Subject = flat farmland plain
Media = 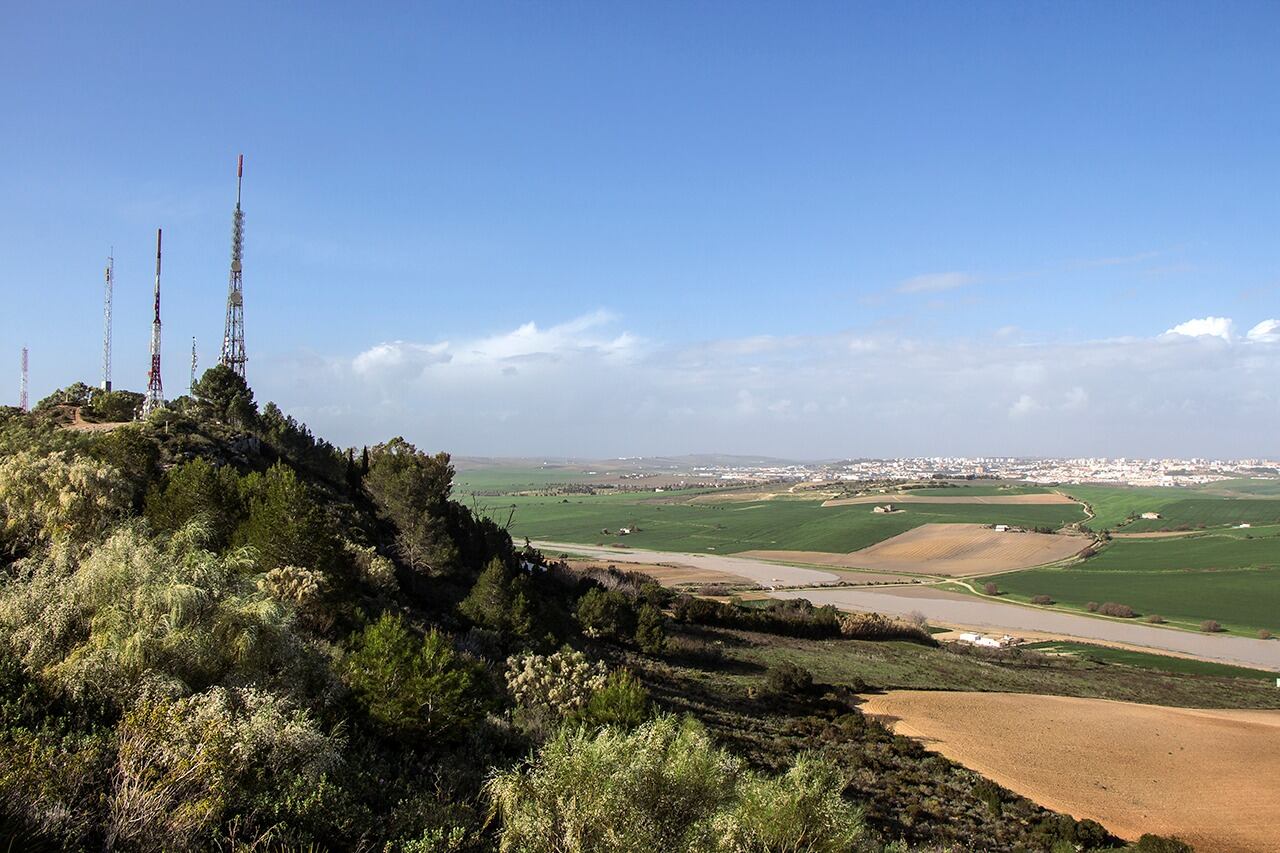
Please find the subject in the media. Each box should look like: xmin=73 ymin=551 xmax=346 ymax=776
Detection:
xmin=500 ymin=492 xmax=1087 ymax=555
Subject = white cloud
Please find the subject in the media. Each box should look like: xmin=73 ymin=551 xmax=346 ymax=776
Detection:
xmin=1246 ymin=319 xmax=1280 ymax=342
xmin=1164 ymin=316 xmax=1234 ymax=341
xmin=1062 ymin=387 xmax=1089 ymax=411
xmin=256 ymin=309 xmax=1280 ymax=459
xmin=1008 ymin=394 xmax=1043 ymax=418
xmin=896 ymin=271 xmax=978 ymax=294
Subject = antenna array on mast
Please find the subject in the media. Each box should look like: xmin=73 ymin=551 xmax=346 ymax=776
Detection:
xmin=143 ymin=229 xmax=164 ymax=417
xmin=190 ymin=337 xmax=198 ymax=393
xmin=220 ymin=153 xmax=247 ymax=378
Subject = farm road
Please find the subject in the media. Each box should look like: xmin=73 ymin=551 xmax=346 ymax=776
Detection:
xmin=534 ymin=541 xmax=1280 ymax=670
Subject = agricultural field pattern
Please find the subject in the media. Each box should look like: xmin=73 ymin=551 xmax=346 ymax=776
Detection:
xmin=468 ymin=471 xmax=1280 ymax=643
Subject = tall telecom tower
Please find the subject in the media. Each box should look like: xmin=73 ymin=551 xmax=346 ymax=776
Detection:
xmin=102 ymin=251 xmax=114 ymax=392
xmin=220 ymin=154 xmax=247 ymax=379
xmin=19 ymin=347 xmax=28 ymax=412
xmin=190 ymin=337 xmax=198 ymax=393
xmin=142 ymin=228 xmax=164 ymax=417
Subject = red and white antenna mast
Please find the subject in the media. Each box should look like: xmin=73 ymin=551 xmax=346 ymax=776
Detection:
xmin=19 ymin=347 xmax=28 ymax=412
xmin=142 ymin=228 xmax=164 ymax=416
xmin=220 ymin=154 xmax=247 ymax=379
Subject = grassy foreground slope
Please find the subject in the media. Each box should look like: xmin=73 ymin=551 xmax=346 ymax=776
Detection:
xmin=501 ymin=492 xmax=1085 ymax=554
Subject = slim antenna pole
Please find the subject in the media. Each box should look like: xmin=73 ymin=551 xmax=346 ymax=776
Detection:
xmin=190 ymin=337 xmax=198 ymax=393
xmin=102 ymin=251 xmax=113 ymax=392
xmin=19 ymin=347 xmax=28 ymax=412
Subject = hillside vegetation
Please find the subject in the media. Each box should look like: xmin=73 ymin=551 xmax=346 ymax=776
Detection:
xmin=0 ymin=371 xmax=1197 ymax=851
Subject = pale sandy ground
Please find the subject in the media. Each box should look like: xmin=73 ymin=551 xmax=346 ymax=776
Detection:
xmin=742 ymin=524 xmax=1089 ymax=576
xmin=859 ymin=691 xmax=1280 ymax=853
xmin=564 ymin=558 xmax=755 ymax=587
xmin=535 ymin=541 xmax=842 ymax=587
xmin=771 ymin=585 xmax=1280 ymax=670
xmin=821 ymin=493 xmax=1078 ymax=507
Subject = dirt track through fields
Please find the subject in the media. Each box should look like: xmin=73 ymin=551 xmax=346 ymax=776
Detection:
xmin=534 ymin=543 xmax=1280 ymax=669
xmin=859 ymin=691 xmax=1280 ymax=853
xmin=742 ymin=524 xmax=1089 ymax=576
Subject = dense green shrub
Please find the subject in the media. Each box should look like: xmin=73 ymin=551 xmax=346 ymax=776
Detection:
xmin=236 ymin=462 xmax=340 ymax=573
xmin=364 ymin=437 xmax=459 ymax=573
xmin=671 ymin=595 xmax=842 ymax=639
xmin=634 ymin=603 xmax=668 ymax=654
xmin=486 ymin=714 xmax=863 ymax=852
xmin=460 ymin=557 xmax=537 ymax=643
xmin=574 ymin=669 xmax=651 ymax=730
xmin=575 ymin=587 xmax=637 ymax=639
xmin=108 ymin=687 xmax=341 ymax=849
xmin=1133 ymin=834 xmax=1194 ymax=852
xmin=0 ymin=523 xmax=309 ymax=705
xmin=766 ymin=660 xmax=814 ymax=696
xmin=344 ymin=613 xmax=491 ymax=742
xmin=0 ymin=450 xmax=131 ymax=553
xmin=144 ymin=456 xmax=244 ymax=548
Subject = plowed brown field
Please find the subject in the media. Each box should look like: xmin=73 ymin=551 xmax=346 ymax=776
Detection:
xmin=742 ymin=523 xmax=1088 ymax=576
xmin=859 ymin=690 xmax=1280 ymax=853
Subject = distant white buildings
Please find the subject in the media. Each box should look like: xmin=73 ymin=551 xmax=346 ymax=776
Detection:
xmin=956 ymin=632 xmax=1019 ymax=649
xmin=1140 ymin=512 xmax=1161 ymax=520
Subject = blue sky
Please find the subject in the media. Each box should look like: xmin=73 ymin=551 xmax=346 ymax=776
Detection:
xmin=3 ymin=2 xmax=1278 ymax=457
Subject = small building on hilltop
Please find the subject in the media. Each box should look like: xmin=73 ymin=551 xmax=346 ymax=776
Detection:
xmin=1140 ymin=512 xmax=1161 ymax=520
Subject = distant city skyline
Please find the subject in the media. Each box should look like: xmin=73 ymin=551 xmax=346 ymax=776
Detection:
xmin=3 ymin=3 xmax=1277 ymax=457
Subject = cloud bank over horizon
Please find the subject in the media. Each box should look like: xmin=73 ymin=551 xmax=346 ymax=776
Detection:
xmin=260 ymin=311 xmax=1280 ymax=460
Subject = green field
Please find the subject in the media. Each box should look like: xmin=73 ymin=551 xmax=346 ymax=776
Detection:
xmin=495 ymin=492 xmax=1087 ymax=555
xmin=1084 ymin=530 xmax=1280 ymax=571
xmin=1024 ymin=641 xmax=1278 ymax=680
xmin=1064 ymin=483 xmax=1280 ymax=531
xmin=1116 ymin=498 xmax=1280 ymax=532
xmin=981 ymin=530 xmax=1280 ymax=635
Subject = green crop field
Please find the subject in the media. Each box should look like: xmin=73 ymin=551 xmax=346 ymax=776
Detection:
xmin=1064 ymin=483 xmax=1280 ymax=531
xmin=492 ymin=492 xmax=1086 ymax=555
xmin=981 ymin=530 xmax=1280 ymax=635
xmin=1024 ymin=641 xmax=1278 ymax=680
xmin=1060 ymin=484 xmax=1189 ymax=530
xmin=1082 ymin=531 xmax=1280 ymax=571
xmin=1117 ymin=498 xmax=1280 ymax=532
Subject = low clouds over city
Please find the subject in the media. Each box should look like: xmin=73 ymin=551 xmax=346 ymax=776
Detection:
xmin=261 ymin=311 xmax=1280 ymax=459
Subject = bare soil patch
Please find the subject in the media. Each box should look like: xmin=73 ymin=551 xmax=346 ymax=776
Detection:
xmin=744 ymin=524 xmax=1087 ymax=576
xmin=858 ymin=690 xmax=1280 ymax=853
xmin=563 ymin=558 xmax=753 ymax=587
xmin=821 ymin=493 xmax=1077 ymax=507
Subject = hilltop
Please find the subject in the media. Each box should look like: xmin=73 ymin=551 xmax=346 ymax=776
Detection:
xmin=0 ymin=369 xmax=1208 ymax=852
